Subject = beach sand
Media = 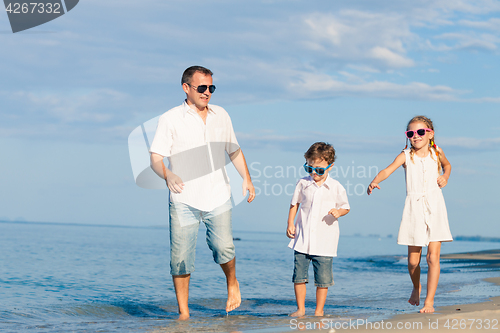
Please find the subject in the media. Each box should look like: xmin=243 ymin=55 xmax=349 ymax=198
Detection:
xmin=292 ymin=250 xmax=500 ymax=333
xmin=327 ymin=294 xmax=500 ymax=332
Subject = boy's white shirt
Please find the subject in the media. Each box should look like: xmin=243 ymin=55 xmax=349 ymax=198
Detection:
xmin=288 ymin=175 xmax=350 ymax=257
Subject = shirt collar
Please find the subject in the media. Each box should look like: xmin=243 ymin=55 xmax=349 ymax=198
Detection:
xmin=182 ymin=100 xmax=215 ymax=115
xmin=304 ymin=174 xmax=332 ymax=189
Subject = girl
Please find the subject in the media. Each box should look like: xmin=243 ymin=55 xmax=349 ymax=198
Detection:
xmin=367 ymin=115 xmax=452 ymax=313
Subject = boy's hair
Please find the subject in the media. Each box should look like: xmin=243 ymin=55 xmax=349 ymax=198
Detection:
xmin=181 ymin=66 xmax=213 ymax=85
xmin=304 ymin=142 xmax=336 ymax=164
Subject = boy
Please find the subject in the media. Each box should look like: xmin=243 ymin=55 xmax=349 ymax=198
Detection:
xmin=286 ymin=142 xmax=350 ymax=317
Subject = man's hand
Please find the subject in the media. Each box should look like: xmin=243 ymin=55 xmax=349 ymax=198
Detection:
xmin=166 ymin=173 xmax=185 ymax=193
xmin=151 ymin=153 xmax=185 ymax=193
xmin=286 ymin=224 xmax=295 ymax=239
xmin=243 ymin=178 xmax=255 ymax=203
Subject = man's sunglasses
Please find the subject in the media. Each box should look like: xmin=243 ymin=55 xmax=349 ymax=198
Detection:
xmin=188 ymin=84 xmax=216 ymax=94
xmin=303 ymin=162 xmax=333 ymax=176
xmin=405 ymin=128 xmax=432 ymax=139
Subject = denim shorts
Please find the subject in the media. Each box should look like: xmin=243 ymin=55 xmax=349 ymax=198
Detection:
xmin=169 ymin=198 xmax=235 ymax=276
xmin=292 ymin=251 xmax=334 ymax=288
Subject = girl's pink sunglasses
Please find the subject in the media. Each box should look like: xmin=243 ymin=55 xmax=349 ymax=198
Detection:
xmin=405 ymin=128 xmax=432 ymax=139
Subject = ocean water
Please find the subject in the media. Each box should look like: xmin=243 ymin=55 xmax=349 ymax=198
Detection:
xmin=1 ymin=221 xmax=500 ymax=333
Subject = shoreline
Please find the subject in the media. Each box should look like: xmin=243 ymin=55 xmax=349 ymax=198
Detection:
xmin=292 ymin=250 xmax=500 ymax=333
xmin=285 ymin=287 xmax=500 ymax=333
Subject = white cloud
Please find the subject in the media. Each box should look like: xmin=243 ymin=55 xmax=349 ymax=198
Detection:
xmin=369 ymin=47 xmax=415 ymax=68
xmin=238 ymin=130 xmax=500 ymax=154
xmin=300 ymin=10 xmax=416 ymax=71
xmin=0 ymin=89 xmax=158 ymax=142
xmin=237 ymin=130 xmax=401 ymax=153
xmin=459 ymin=18 xmax=500 ymax=31
xmin=433 ymin=32 xmax=499 ymax=52
xmin=437 ymin=0 xmax=500 ymax=14
xmin=3 ymin=0 xmax=500 ymax=143
xmin=466 ymin=97 xmax=500 ymax=103
xmin=3 ymin=89 xmax=128 ymax=124
xmin=287 ymin=71 xmax=461 ymax=101
xmin=439 ymin=137 xmax=500 ymax=150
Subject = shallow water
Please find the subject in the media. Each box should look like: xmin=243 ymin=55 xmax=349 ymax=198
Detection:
xmin=1 ymin=222 xmax=499 ymax=332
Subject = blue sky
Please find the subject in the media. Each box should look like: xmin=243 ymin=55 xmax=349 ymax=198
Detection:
xmin=1 ymin=0 xmax=499 ymax=238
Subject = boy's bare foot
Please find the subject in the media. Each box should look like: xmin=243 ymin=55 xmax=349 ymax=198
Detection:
xmin=408 ymin=286 xmax=421 ymax=306
xmin=177 ymin=313 xmax=190 ymax=321
xmin=226 ymin=280 xmax=241 ymax=312
xmin=289 ymin=309 xmax=305 ymax=317
xmin=420 ymin=302 xmax=435 ymax=313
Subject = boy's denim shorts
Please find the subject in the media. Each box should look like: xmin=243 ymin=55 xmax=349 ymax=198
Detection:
xmin=169 ymin=198 xmax=235 ymax=276
xmin=292 ymin=251 xmax=334 ymax=288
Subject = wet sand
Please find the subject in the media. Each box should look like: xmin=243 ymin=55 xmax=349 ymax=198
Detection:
xmin=299 ymin=249 xmax=500 ymax=333
xmin=441 ymin=249 xmax=500 ymax=269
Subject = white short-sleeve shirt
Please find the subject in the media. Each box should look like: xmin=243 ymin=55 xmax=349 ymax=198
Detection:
xmin=149 ymin=102 xmax=240 ymax=211
xmin=288 ymin=175 xmax=350 ymax=257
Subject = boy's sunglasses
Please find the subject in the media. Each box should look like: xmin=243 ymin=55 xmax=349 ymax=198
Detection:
xmin=405 ymin=128 xmax=432 ymax=139
xmin=303 ymin=162 xmax=333 ymax=176
xmin=188 ymin=84 xmax=216 ymax=94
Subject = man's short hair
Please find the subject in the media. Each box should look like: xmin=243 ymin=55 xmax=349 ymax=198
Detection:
xmin=181 ymin=66 xmax=213 ymax=85
xmin=304 ymin=142 xmax=336 ymax=164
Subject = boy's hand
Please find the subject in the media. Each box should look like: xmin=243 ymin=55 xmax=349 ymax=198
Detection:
xmin=367 ymin=182 xmax=380 ymax=195
xmin=329 ymin=208 xmax=341 ymax=219
xmin=437 ymin=175 xmax=448 ymax=188
xmin=286 ymin=225 xmax=295 ymax=239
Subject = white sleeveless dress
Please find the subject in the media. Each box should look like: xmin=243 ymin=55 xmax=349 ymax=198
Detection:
xmin=397 ymin=149 xmax=453 ymax=246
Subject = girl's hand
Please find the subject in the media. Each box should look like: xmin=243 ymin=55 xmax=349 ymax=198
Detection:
xmin=329 ymin=208 xmax=341 ymax=218
xmin=367 ymin=182 xmax=380 ymax=195
xmin=437 ymin=175 xmax=448 ymax=188
xmin=286 ymin=225 xmax=295 ymax=239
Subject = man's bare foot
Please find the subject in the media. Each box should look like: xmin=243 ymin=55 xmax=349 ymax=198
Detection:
xmin=289 ymin=309 xmax=305 ymax=317
xmin=177 ymin=313 xmax=189 ymax=321
xmin=420 ymin=302 xmax=435 ymax=313
xmin=226 ymin=280 xmax=241 ymax=312
xmin=408 ymin=286 xmax=421 ymax=306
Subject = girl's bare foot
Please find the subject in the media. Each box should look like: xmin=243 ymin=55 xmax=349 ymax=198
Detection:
xmin=289 ymin=309 xmax=305 ymax=317
xmin=314 ymin=310 xmax=324 ymax=316
xmin=408 ymin=286 xmax=421 ymax=306
xmin=420 ymin=302 xmax=435 ymax=313
xmin=177 ymin=313 xmax=190 ymax=321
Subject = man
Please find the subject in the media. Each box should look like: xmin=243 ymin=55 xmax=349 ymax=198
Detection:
xmin=149 ymin=66 xmax=255 ymax=320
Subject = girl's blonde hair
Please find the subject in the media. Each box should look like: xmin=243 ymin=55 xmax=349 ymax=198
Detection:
xmin=405 ymin=115 xmax=442 ymax=172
